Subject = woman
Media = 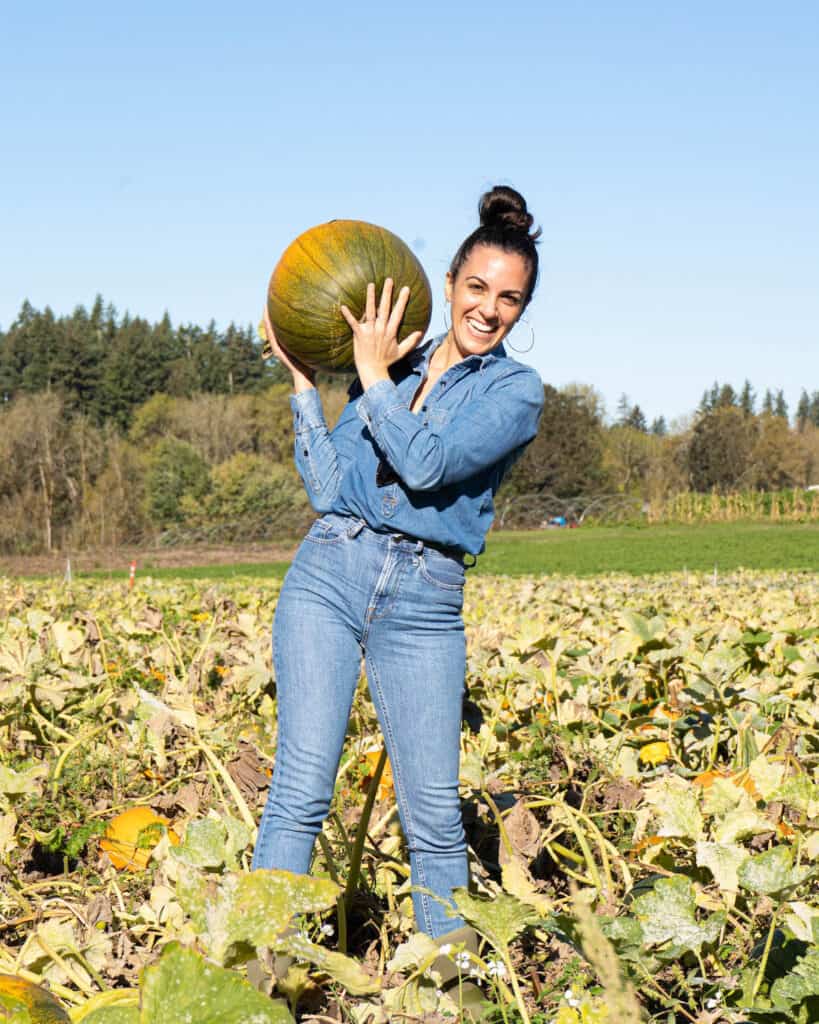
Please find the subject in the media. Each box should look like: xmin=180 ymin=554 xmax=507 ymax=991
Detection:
xmin=253 ymin=185 xmax=544 ymax=939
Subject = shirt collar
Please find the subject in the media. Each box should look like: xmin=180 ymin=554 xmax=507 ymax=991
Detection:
xmin=410 ymin=333 xmax=508 ymax=375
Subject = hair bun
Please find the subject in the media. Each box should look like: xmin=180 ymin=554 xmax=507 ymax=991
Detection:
xmin=478 ymin=185 xmax=536 ymax=236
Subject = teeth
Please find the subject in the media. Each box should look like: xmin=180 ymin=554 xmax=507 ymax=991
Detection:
xmin=467 ymin=319 xmax=493 ymax=334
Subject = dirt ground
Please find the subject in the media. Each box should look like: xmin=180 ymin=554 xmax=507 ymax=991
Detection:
xmin=0 ymin=542 xmax=298 ymax=578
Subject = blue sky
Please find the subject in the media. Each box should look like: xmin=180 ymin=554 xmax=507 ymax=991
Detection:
xmin=2 ymin=1 xmax=817 ymax=424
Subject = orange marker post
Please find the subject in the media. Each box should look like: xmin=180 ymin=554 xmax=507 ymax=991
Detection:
xmin=128 ymin=560 xmax=137 ymax=589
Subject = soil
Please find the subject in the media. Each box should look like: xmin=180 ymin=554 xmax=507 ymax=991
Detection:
xmin=0 ymin=543 xmax=298 ymax=578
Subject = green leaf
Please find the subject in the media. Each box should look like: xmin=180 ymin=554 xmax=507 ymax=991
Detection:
xmin=451 ymin=888 xmax=540 ymax=952
xmin=79 ymin=1009 xmax=140 ymax=1024
xmin=770 ymin=945 xmax=819 ymax=1011
xmin=621 ymin=610 xmax=665 ymax=646
xmin=140 ymin=943 xmax=293 ymax=1023
xmin=631 ymin=875 xmax=725 ymax=959
xmin=172 ymin=818 xmax=229 ymax=870
xmin=737 ymin=845 xmax=814 ymax=896
xmin=773 ymin=775 xmax=819 ymax=817
xmin=176 ymin=865 xmax=339 ymax=964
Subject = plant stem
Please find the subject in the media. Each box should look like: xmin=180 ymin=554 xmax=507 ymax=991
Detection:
xmin=751 ymin=907 xmax=778 ymax=1003
xmin=344 ymin=746 xmax=387 ymax=910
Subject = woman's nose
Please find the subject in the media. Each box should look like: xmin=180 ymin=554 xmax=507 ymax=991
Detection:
xmin=479 ymin=294 xmax=499 ymax=321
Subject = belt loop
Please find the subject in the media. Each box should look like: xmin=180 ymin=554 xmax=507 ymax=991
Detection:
xmin=348 ymin=520 xmax=364 ymax=538
xmin=414 ymin=539 xmax=424 ymax=555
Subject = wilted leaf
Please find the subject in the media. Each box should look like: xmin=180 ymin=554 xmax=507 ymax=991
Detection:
xmin=737 ymin=845 xmax=814 ymax=896
xmin=644 ymin=775 xmax=703 ymax=840
xmin=176 ymin=865 xmax=338 ymax=964
xmin=140 ymin=943 xmax=293 ymax=1023
xmin=501 ymin=857 xmax=552 ymax=916
xmin=631 ymin=875 xmax=725 ymax=959
xmin=387 ymin=933 xmax=439 ymax=974
xmin=696 ymin=841 xmax=749 ymax=897
xmin=172 ymin=818 xmax=229 ymax=870
xmin=279 ymin=936 xmax=379 ymax=995
xmin=451 ymin=888 xmax=540 ymax=951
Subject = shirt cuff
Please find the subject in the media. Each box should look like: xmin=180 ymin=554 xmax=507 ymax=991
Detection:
xmin=356 ymin=379 xmax=404 ymax=433
xmin=290 ymin=388 xmax=326 ymax=432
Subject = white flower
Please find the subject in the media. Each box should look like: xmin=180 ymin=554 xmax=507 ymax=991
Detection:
xmin=438 ymin=943 xmax=452 ymax=956
xmin=320 ymin=923 xmax=334 ymax=937
xmin=454 ymin=951 xmax=471 ymax=970
xmin=469 ymin=965 xmax=484 ymax=980
xmin=486 ymin=958 xmax=508 ymax=979
xmin=564 ymin=987 xmax=581 ymax=1008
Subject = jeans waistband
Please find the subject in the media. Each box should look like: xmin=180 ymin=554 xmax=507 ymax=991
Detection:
xmin=330 ymin=514 xmax=471 ymax=566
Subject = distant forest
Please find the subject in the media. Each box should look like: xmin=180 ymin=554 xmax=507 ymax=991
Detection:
xmin=1 ymin=297 xmax=818 ymax=555
xmin=0 ymin=296 xmax=287 ymax=428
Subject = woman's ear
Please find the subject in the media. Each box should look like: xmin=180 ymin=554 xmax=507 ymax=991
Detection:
xmin=444 ymin=272 xmax=453 ymax=303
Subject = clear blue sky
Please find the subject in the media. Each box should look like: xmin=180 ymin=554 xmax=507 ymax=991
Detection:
xmin=2 ymin=1 xmax=817 ymax=424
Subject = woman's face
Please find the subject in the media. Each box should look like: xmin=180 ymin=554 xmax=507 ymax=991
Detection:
xmin=444 ymin=244 xmax=530 ymax=359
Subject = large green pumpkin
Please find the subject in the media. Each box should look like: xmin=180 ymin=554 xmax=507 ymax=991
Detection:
xmin=266 ymin=220 xmax=432 ymax=371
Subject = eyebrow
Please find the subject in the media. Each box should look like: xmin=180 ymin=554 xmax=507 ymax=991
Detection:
xmin=465 ymin=275 xmax=523 ymax=297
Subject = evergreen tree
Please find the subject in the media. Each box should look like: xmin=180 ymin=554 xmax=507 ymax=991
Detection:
xmin=717 ymin=383 xmax=737 ymax=408
xmin=796 ymin=390 xmax=811 ymax=432
xmin=616 ymin=393 xmax=631 ymax=425
xmin=809 ymin=391 xmax=819 ymax=428
xmin=739 ymin=379 xmax=755 ymax=416
xmin=650 ymin=416 xmax=667 ymax=437
xmin=774 ymin=389 xmax=788 ymax=420
xmin=625 ymin=404 xmax=648 ymax=432
xmin=762 ymin=389 xmax=775 ymax=415
xmin=223 ymin=322 xmax=267 ymax=393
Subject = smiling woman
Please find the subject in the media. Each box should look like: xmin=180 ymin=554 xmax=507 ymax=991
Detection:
xmin=254 ymin=186 xmax=545 ymax=943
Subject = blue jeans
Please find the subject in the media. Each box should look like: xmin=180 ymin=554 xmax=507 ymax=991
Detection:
xmin=252 ymin=513 xmax=468 ymax=937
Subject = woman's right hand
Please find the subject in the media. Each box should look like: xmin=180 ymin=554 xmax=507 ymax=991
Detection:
xmin=261 ymin=307 xmax=317 ymax=392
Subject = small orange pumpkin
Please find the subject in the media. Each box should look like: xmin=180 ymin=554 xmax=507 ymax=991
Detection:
xmin=99 ymin=807 xmax=179 ymax=871
xmin=0 ymin=974 xmax=70 ymax=1022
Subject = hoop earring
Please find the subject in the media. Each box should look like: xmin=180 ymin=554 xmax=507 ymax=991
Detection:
xmin=506 ymin=316 xmax=535 ymax=354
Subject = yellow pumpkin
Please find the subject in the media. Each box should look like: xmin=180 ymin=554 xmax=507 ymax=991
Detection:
xmin=0 ymin=974 xmax=70 ymax=1022
xmin=99 ymin=806 xmax=179 ymax=871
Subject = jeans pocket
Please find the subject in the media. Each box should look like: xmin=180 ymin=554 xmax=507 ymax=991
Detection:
xmin=304 ymin=514 xmax=352 ymax=546
xmin=418 ymin=549 xmax=466 ymax=591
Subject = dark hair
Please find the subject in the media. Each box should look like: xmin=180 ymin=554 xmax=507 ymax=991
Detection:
xmin=449 ymin=185 xmax=541 ymax=307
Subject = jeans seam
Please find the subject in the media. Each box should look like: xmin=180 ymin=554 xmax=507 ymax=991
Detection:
xmin=365 ymin=652 xmax=433 ymax=935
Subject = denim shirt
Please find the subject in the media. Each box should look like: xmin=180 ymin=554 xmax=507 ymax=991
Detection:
xmin=290 ymin=334 xmax=544 ymax=555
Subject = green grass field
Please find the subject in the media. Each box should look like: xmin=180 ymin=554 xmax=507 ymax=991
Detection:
xmin=70 ymin=521 xmax=819 ymax=582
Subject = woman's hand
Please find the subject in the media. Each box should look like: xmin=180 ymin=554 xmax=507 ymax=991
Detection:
xmin=341 ymin=279 xmax=423 ymax=391
xmin=260 ymin=307 xmax=317 ymax=393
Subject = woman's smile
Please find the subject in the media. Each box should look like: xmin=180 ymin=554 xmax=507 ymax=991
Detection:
xmin=444 ymin=244 xmax=530 ymax=361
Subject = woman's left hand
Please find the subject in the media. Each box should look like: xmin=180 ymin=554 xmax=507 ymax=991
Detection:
xmin=340 ymin=279 xmax=423 ymax=390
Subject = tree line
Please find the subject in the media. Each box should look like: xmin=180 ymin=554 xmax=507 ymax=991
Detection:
xmin=1 ymin=300 xmax=817 ymax=555
xmin=0 ymin=297 xmax=285 ymax=429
